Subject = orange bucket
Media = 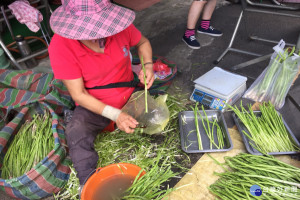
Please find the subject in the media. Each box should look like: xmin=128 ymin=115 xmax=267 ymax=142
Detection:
xmin=81 ymin=163 xmax=146 ymax=200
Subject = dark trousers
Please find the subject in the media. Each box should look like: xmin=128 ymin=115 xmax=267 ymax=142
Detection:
xmin=65 ymin=106 xmax=111 ymax=185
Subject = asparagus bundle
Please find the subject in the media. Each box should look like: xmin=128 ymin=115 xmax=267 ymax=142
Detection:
xmin=244 ymin=48 xmax=300 ymax=109
xmin=122 ymin=157 xmax=177 ymax=200
xmin=254 ymin=54 xmax=283 ymax=101
xmin=191 ymin=103 xmax=225 ymax=150
xmin=269 ymin=48 xmax=300 ymax=108
xmin=229 ymin=102 xmax=299 ymax=154
xmin=2 ymin=112 xmax=54 ymax=179
xmin=209 ymin=153 xmax=300 ymax=200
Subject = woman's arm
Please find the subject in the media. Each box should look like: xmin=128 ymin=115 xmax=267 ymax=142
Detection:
xmin=62 ymin=78 xmax=138 ymax=133
xmin=136 ymin=35 xmax=155 ymax=89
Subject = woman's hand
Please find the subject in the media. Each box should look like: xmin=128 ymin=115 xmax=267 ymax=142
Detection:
xmin=116 ymin=112 xmax=139 ymax=134
xmin=139 ymin=65 xmax=155 ymax=89
xmin=136 ymin=35 xmax=154 ymax=89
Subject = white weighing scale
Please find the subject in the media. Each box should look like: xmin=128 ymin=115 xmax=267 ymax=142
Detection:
xmin=190 ymin=67 xmax=247 ymax=111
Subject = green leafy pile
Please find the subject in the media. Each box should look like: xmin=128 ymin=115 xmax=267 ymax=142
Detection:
xmin=54 ymin=93 xmax=191 ymax=200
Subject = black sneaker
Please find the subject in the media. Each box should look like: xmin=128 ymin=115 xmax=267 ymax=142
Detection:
xmin=182 ymin=35 xmax=201 ymax=49
xmin=197 ymin=26 xmax=223 ymax=37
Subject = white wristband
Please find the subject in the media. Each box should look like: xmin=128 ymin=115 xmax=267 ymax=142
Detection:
xmin=102 ymin=105 xmax=122 ymax=122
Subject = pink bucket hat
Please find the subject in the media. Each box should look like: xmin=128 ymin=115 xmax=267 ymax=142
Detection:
xmin=50 ymin=0 xmax=135 ymax=40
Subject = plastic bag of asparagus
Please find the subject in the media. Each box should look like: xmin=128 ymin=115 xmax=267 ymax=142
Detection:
xmin=243 ymin=40 xmax=300 ymax=109
xmin=122 ymin=91 xmax=170 ymax=135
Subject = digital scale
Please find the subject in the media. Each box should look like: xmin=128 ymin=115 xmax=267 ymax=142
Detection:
xmin=190 ymin=67 xmax=247 ymax=111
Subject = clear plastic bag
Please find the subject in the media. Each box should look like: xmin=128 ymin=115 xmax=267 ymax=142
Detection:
xmin=122 ymin=91 xmax=170 ymax=135
xmin=243 ymin=40 xmax=300 ymax=109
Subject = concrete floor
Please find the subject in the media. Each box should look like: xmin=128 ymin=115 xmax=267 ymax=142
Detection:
xmin=137 ymin=0 xmax=300 ymax=139
xmin=135 ymin=0 xmax=300 ymax=137
xmin=1 ymin=0 xmax=300 ymax=199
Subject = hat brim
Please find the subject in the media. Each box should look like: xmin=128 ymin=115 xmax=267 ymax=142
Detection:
xmin=50 ymin=4 xmax=135 ymax=40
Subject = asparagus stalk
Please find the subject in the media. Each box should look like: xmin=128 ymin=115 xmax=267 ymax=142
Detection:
xmin=140 ymin=56 xmax=148 ymax=113
xmin=199 ymin=105 xmax=225 ymax=150
xmin=192 ymin=103 xmax=203 ymax=150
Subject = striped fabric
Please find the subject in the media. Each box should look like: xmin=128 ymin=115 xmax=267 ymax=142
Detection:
xmin=185 ymin=29 xmax=195 ymax=38
xmin=132 ymin=56 xmax=178 ymax=95
xmin=200 ymin=20 xmax=210 ymax=30
xmin=0 ymin=69 xmax=74 ymax=199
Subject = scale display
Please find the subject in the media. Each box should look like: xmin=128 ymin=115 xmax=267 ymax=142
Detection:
xmin=191 ymin=89 xmax=226 ymax=110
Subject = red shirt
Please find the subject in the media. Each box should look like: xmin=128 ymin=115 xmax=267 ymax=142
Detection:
xmin=49 ymin=24 xmax=142 ymax=109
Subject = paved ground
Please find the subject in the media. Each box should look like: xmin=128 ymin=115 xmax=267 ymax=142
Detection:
xmin=136 ymin=0 xmax=300 ymax=138
xmin=1 ymin=0 xmax=300 ymax=199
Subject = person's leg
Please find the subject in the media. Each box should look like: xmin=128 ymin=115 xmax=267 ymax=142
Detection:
xmin=201 ymin=0 xmax=217 ymax=20
xmin=182 ymin=0 xmax=207 ymax=49
xmin=187 ymin=1 xmax=207 ymax=29
xmin=197 ymin=0 xmax=223 ymax=36
xmin=66 ymin=106 xmax=111 ymax=185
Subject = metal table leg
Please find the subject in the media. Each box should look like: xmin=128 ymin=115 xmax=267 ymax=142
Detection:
xmin=247 ymin=0 xmax=300 ymax=10
xmin=232 ymin=33 xmax=300 ymax=71
xmin=214 ymin=10 xmax=262 ymax=64
xmin=0 ymin=36 xmax=24 ymax=69
xmin=42 ymin=0 xmax=52 ymax=35
xmin=0 ymin=0 xmax=51 ymax=69
xmin=215 ymin=0 xmax=300 ymax=65
xmin=1 ymin=6 xmax=15 ymax=41
xmin=245 ymin=8 xmax=300 ymax=18
xmin=249 ymin=36 xmax=296 ymax=47
xmin=16 ymin=48 xmax=48 ymax=63
xmin=288 ymin=94 xmax=300 ymax=112
xmin=214 ymin=10 xmax=244 ymax=64
xmin=231 ymin=53 xmax=272 ymax=70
